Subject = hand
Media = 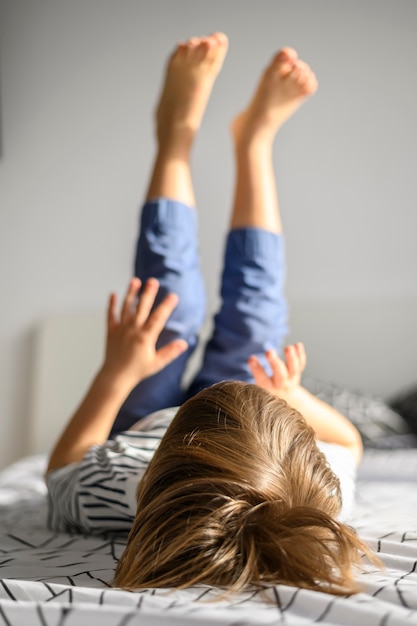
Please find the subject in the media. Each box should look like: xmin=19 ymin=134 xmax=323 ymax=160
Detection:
xmin=248 ymin=342 xmax=307 ymax=400
xmin=47 ymin=277 xmax=188 ymax=472
xmin=102 ymin=277 xmax=188 ymax=390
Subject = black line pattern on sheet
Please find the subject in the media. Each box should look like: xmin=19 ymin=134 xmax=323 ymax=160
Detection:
xmin=272 ymin=586 xmax=283 ymax=616
xmin=379 ymin=531 xmax=396 ymax=540
xmin=90 ymin=576 xmax=112 ymax=587
xmin=379 ymin=612 xmax=391 ymax=626
xmin=37 ymin=535 xmax=61 ymax=549
xmin=43 ymin=583 xmax=57 ymax=597
xmin=1 ymin=456 xmax=417 ymax=625
xmin=195 ymin=588 xmax=211 ymax=601
xmin=372 ymin=585 xmax=387 ymax=598
xmin=315 ymin=597 xmax=336 ymax=623
xmin=0 ymin=604 xmax=12 ymax=626
xmin=5 ymin=533 xmax=36 ymax=548
xmin=57 ymin=606 xmax=72 ymax=626
xmin=36 ymin=604 xmax=48 ymax=626
xmin=394 ymin=559 xmax=417 ymax=609
xmin=233 ymin=589 xmax=261 ymax=604
xmin=45 ymin=589 xmax=71 ymax=603
xmin=0 ymin=582 xmax=15 ymax=601
xmin=118 ymin=613 xmax=137 ymax=626
xmin=281 ymin=588 xmax=300 ymax=612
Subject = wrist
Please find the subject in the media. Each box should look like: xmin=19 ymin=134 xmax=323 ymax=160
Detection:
xmin=96 ymin=365 xmax=139 ymax=399
xmin=276 ymin=384 xmax=306 ymax=406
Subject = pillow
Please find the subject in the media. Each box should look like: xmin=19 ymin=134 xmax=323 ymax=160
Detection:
xmin=303 ymin=377 xmax=417 ymax=449
xmin=389 ymin=385 xmax=417 ymax=435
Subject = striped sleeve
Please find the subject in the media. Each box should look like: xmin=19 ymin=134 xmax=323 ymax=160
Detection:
xmin=47 ymin=407 xmax=178 ymax=534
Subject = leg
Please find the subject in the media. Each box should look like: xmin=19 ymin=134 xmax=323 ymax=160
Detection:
xmin=146 ymin=32 xmax=228 ymax=206
xmin=113 ymin=34 xmax=228 ymax=433
xmin=190 ymin=48 xmax=318 ymax=392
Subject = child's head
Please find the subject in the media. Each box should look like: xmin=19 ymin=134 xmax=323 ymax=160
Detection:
xmin=114 ymin=381 xmax=373 ymax=595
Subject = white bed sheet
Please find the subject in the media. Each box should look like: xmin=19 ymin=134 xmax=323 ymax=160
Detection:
xmin=0 ymin=452 xmax=416 ymax=626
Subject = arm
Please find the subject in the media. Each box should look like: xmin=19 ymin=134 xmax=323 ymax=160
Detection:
xmin=47 ymin=277 xmax=188 ymax=474
xmin=248 ymin=343 xmax=363 ymax=465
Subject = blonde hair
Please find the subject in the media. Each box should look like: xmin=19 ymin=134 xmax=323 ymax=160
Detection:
xmin=114 ymin=381 xmax=377 ymax=595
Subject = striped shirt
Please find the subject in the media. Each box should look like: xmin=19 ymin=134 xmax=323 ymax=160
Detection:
xmin=47 ymin=407 xmax=356 ymax=533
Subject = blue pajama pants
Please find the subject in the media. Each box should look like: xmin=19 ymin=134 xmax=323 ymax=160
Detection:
xmin=113 ymin=198 xmax=288 ymax=433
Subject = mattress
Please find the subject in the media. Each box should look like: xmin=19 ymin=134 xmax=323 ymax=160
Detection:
xmin=0 ymin=452 xmax=416 ymax=626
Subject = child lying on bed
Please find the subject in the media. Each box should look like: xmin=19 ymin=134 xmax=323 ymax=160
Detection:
xmin=46 ymin=33 xmax=378 ymax=596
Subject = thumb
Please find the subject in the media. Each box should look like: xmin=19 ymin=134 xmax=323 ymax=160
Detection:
xmin=154 ymin=339 xmax=188 ymax=372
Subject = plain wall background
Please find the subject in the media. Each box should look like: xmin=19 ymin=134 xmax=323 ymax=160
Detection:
xmin=0 ymin=0 xmax=416 ymax=469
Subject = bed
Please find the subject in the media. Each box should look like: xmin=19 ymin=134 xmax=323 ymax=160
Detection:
xmin=1 ymin=313 xmax=417 ymax=626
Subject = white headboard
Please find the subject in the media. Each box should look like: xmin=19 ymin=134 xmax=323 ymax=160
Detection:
xmin=29 ymin=313 xmax=106 ymax=455
xmin=28 ymin=297 xmax=417 ymax=455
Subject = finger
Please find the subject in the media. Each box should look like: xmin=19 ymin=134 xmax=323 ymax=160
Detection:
xmin=285 ymin=344 xmax=300 ymax=379
xmin=121 ymin=278 xmax=141 ymax=323
xmin=135 ymin=278 xmax=160 ymax=326
xmin=295 ymin=342 xmax=307 ymax=372
xmin=153 ymin=339 xmax=189 ymax=372
xmin=248 ymin=355 xmax=273 ymax=390
xmin=107 ymin=293 xmax=117 ymax=333
xmin=142 ymin=291 xmax=179 ymax=337
xmin=265 ymin=349 xmax=288 ymax=387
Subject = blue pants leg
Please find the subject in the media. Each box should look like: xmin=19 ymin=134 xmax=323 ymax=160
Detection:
xmin=188 ymin=227 xmax=288 ymax=394
xmin=112 ymin=199 xmax=206 ymax=434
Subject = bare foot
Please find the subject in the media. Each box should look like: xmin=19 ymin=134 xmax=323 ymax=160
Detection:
xmin=232 ymin=48 xmax=318 ymax=146
xmin=156 ymin=32 xmax=228 ymax=150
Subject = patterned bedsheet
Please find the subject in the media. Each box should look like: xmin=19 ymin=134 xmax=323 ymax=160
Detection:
xmin=0 ymin=453 xmax=416 ymax=626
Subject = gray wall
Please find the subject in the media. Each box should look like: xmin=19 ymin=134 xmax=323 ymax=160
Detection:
xmin=1 ymin=0 xmax=416 ymax=469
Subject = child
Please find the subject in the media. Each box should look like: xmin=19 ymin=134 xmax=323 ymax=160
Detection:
xmin=47 ymin=33 xmax=375 ymax=596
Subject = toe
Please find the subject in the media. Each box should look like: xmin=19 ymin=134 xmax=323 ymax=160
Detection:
xmin=276 ymin=47 xmax=298 ymax=62
xmin=277 ymin=61 xmax=295 ymax=78
xmin=211 ymin=32 xmax=229 ymax=48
